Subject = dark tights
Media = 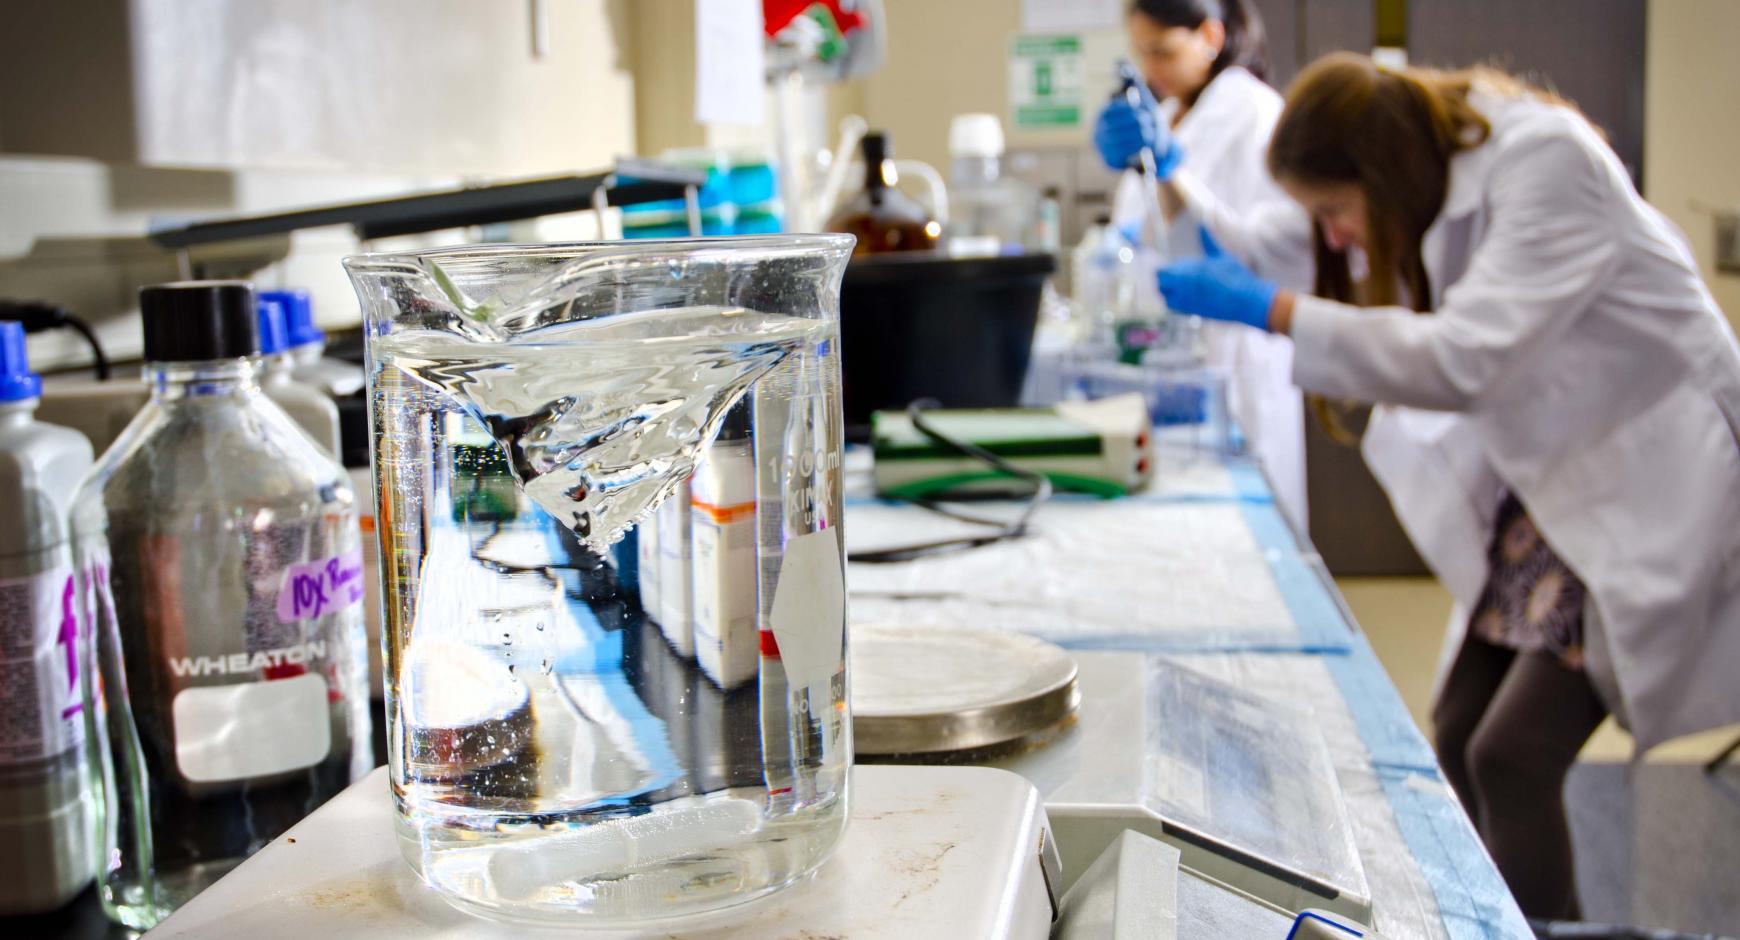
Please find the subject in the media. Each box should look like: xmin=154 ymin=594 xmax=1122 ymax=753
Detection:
xmin=1431 ymin=634 xmax=1608 ymax=920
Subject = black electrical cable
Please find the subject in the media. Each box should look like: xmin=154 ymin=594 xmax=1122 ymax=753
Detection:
xmin=56 ymin=313 xmax=110 ymax=380
xmin=907 ymin=399 xmax=1053 ymax=537
xmin=0 ymin=300 xmax=112 ymax=380
xmin=851 ymin=399 xmax=1054 ymax=565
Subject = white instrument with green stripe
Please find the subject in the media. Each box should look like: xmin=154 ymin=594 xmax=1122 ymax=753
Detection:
xmin=870 ymin=394 xmax=1154 ymax=499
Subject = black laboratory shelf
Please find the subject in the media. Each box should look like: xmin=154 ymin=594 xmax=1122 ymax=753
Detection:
xmin=147 ymin=158 xmax=708 ymax=249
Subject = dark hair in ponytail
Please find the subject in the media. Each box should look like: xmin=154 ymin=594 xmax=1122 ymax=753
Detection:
xmin=1130 ymin=0 xmax=1269 ymax=86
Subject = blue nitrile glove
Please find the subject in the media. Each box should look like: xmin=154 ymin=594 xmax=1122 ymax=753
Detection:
xmin=1157 ymin=226 xmax=1278 ymax=331
xmin=1092 ymin=68 xmax=1182 ymax=177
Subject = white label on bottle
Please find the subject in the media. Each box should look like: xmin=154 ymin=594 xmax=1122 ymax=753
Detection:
xmin=172 ymin=673 xmax=331 ymax=782
xmin=275 ymin=549 xmax=366 ymax=622
xmin=692 ymin=503 xmax=759 ymax=690
xmin=657 ymin=495 xmax=694 ymax=656
xmin=0 ymin=566 xmax=84 ymax=765
xmin=638 ymin=515 xmax=662 ymax=623
xmin=767 ymin=528 xmax=845 ymax=691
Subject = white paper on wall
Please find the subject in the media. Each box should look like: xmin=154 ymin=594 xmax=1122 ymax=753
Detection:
xmin=1021 ymin=0 xmax=1123 ymax=33
xmin=696 ymin=0 xmax=767 ymax=126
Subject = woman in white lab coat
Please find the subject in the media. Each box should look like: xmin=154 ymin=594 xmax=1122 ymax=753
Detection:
xmin=1157 ymin=52 xmax=1740 ymax=919
xmin=1094 ymin=0 xmax=1309 ymax=531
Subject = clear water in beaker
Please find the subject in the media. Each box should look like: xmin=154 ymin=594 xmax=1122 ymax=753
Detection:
xmin=347 ymin=237 xmax=853 ymax=926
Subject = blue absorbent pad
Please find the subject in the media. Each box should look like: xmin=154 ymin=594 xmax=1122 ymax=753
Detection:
xmin=1237 ymin=496 xmax=1354 ymax=653
xmin=1221 ymin=461 xmax=1531 ymax=937
xmin=1375 ymin=769 xmax=1534 ymax=939
xmin=1319 ymin=636 xmax=1443 ymax=775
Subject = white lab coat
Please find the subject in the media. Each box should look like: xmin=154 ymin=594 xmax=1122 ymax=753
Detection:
xmin=1114 ymin=66 xmax=1309 ymax=532
xmin=1258 ymin=89 xmax=1740 ymax=752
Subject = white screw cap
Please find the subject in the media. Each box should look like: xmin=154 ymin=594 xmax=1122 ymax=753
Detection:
xmin=948 ymin=113 xmax=1005 ymax=158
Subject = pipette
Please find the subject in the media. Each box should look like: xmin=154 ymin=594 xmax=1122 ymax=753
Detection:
xmin=1114 ymin=59 xmax=1170 ymax=258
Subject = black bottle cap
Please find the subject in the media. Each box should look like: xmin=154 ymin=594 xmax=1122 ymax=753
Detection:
xmin=861 ymin=131 xmax=890 ymax=165
xmin=139 ymin=281 xmax=260 ymax=362
xmin=717 ymin=398 xmax=752 ymax=441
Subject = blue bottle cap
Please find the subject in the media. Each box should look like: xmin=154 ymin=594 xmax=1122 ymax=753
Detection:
xmin=0 ymin=321 xmax=43 ymax=402
xmin=259 ymin=289 xmax=324 ymax=348
xmin=257 ymin=298 xmax=290 ymax=356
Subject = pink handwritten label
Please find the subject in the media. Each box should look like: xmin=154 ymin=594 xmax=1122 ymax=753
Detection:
xmin=58 ymin=575 xmax=80 ymax=720
xmin=276 ymin=549 xmax=366 ymax=622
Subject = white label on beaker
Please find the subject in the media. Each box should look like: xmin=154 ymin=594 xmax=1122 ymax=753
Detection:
xmin=172 ymin=673 xmax=331 ymax=782
xmin=768 ymin=528 xmax=845 ymax=691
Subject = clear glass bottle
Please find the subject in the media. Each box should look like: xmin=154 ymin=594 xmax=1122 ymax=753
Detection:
xmin=73 ymin=282 xmax=370 ymax=929
xmin=347 ymin=235 xmax=853 ymax=927
xmin=260 ymin=289 xmax=365 ymax=398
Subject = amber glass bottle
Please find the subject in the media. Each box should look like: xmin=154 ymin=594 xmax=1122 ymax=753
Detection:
xmin=826 ymin=132 xmax=941 ymax=256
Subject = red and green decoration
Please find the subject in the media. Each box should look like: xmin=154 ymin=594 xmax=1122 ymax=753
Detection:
xmin=763 ymin=0 xmax=865 ymax=62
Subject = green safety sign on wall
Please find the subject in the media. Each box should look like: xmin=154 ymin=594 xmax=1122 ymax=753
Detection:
xmin=1009 ymin=34 xmax=1084 ymax=129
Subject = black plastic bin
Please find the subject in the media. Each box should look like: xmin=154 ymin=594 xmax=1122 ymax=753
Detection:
xmin=838 ymin=252 xmax=1057 ymax=438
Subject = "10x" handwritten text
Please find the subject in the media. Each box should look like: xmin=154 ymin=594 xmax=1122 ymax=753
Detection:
xmin=276 ymin=549 xmax=366 ymax=622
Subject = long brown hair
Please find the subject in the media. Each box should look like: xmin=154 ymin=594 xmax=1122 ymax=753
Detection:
xmin=1266 ymin=53 xmax=1558 ymax=440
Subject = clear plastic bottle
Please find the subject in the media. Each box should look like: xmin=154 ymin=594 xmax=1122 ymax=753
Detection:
xmin=0 ymin=322 xmax=96 ymax=914
xmin=260 ymin=289 xmax=365 ymax=398
xmin=256 ymin=297 xmax=342 ymax=456
xmin=1071 ymin=214 xmax=1136 ymax=345
xmin=1032 ymin=186 xmax=1063 ymax=254
xmin=73 ymin=282 xmax=370 ymax=929
xmin=946 ymin=113 xmax=1035 ymax=256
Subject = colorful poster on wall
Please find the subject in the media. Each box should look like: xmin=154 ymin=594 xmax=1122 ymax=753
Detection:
xmin=1008 ymin=34 xmax=1084 ymax=130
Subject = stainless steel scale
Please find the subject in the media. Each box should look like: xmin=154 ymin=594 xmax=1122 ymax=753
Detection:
xmin=851 ymin=623 xmax=1380 ymax=935
xmin=151 ymin=763 xmax=1063 ymax=939
xmin=149 ymin=617 xmax=1071 ymax=938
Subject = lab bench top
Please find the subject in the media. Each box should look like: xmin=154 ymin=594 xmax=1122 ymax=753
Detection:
xmin=840 ymin=440 xmax=1531 ymax=940
xmin=7 ymin=439 xmax=1529 ymax=940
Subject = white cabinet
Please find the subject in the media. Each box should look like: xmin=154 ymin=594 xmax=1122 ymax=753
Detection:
xmin=0 ymin=0 xmax=636 ymax=176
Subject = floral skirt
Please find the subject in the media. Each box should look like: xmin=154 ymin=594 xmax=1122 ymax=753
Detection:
xmin=1468 ymin=491 xmax=1589 ymax=669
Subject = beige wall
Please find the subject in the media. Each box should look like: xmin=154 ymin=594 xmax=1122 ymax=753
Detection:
xmin=627 ymin=0 xmax=872 ymax=160
xmin=627 ymin=0 xmax=1114 ymax=171
xmin=857 ymin=0 xmax=1024 ymax=171
xmin=857 ymin=0 xmax=1119 ymax=171
xmin=1646 ymin=0 xmax=1740 ymax=326
xmin=628 ymin=0 xmax=706 ymax=156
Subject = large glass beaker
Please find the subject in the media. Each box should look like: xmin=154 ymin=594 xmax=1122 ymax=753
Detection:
xmin=345 ymin=235 xmax=853 ymax=926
